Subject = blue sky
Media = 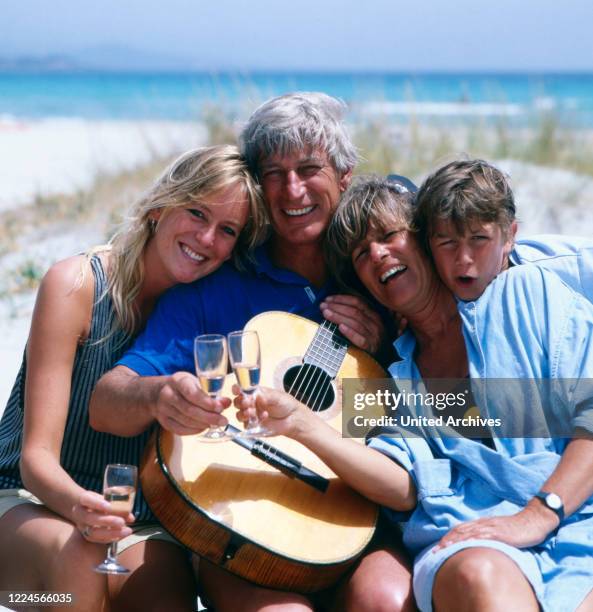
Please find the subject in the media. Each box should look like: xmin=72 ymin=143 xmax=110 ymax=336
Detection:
xmin=2 ymin=0 xmax=593 ymax=71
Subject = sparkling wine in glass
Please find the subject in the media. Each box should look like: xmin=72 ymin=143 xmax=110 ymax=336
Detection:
xmin=194 ymin=334 xmax=233 ymax=442
xmin=228 ymin=330 xmax=271 ymax=437
xmin=94 ymin=463 xmax=137 ymax=575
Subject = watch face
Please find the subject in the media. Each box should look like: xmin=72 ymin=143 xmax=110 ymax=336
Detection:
xmin=546 ymin=493 xmax=563 ymax=510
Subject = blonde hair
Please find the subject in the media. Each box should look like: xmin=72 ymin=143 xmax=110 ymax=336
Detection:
xmin=103 ymin=144 xmax=267 ymax=338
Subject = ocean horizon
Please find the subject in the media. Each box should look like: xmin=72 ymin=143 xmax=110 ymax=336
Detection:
xmin=2 ymin=71 xmax=593 ymax=125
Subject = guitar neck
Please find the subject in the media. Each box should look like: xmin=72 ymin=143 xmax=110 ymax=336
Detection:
xmin=303 ymin=320 xmax=349 ymax=378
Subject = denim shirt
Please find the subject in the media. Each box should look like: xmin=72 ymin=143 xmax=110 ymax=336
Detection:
xmin=512 ymin=234 xmax=593 ymax=303
xmin=371 ymin=265 xmax=593 ymax=553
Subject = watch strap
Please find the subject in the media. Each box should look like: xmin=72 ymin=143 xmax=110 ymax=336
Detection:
xmin=534 ymin=491 xmax=565 ymax=522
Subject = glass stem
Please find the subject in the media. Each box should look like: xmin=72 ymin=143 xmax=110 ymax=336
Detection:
xmin=246 ymin=389 xmax=259 ymax=428
xmin=107 ymin=540 xmax=119 ymax=562
xmin=209 ymin=393 xmax=224 ymax=432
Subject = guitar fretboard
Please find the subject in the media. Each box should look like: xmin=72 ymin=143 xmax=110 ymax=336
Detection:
xmin=303 ymin=320 xmax=349 ymax=378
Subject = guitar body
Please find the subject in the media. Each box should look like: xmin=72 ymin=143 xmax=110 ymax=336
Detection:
xmin=140 ymin=312 xmax=385 ymax=593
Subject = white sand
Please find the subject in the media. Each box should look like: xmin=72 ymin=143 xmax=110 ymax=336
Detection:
xmin=0 ymin=117 xmax=206 ymax=211
xmin=0 ymin=118 xmax=208 ymax=410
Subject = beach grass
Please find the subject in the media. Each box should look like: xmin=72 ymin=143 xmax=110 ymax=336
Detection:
xmin=199 ymin=98 xmax=593 ymax=181
xmin=0 ymin=157 xmax=175 ymax=295
xmin=353 ymin=112 xmax=593 ymax=181
xmin=2 ymin=107 xmax=592 ymax=297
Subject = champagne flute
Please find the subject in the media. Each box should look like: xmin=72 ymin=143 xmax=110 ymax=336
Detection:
xmin=94 ymin=463 xmax=137 ymax=574
xmin=194 ymin=334 xmax=234 ymax=442
xmin=228 ymin=330 xmax=271 ymax=437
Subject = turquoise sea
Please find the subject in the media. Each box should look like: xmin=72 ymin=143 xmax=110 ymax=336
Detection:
xmin=1 ymin=72 xmax=593 ymax=125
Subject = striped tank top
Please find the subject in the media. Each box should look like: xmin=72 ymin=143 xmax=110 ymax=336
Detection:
xmin=0 ymin=255 xmax=154 ymax=521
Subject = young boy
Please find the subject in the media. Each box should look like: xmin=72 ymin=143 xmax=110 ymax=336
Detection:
xmin=413 ymin=158 xmax=593 ymax=302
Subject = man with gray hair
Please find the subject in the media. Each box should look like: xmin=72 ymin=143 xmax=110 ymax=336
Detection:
xmin=90 ymin=92 xmax=414 ymax=610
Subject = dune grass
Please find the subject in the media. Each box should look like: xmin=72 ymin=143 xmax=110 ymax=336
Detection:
xmin=199 ymin=98 xmax=593 ymax=180
xmin=354 ymin=112 xmax=593 ymax=181
xmin=0 ymin=158 xmax=174 ymax=296
xmin=2 ymin=106 xmax=592 ymax=296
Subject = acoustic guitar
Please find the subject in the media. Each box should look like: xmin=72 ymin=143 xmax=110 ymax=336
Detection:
xmin=140 ymin=311 xmax=385 ymax=593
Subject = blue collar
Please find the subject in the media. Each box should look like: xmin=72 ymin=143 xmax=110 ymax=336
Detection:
xmin=252 ymin=243 xmax=335 ymax=291
xmin=393 ymin=330 xmax=416 ymax=360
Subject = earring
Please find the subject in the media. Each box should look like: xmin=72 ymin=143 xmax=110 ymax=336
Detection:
xmin=148 ymin=218 xmax=157 ymax=234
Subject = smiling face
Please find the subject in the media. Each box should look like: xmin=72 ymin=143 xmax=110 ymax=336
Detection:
xmin=352 ymin=223 xmax=436 ymax=316
xmin=146 ymin=182 xmax=249 ymax=289
xmin=259 ymin=148 xmax=351 ymax=248
xmin=429 ymin=219 xmax=517 ymax=301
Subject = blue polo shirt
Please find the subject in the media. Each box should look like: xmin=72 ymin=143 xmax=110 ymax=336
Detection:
xmin=118 ymin=245 xmax=338 ymax=376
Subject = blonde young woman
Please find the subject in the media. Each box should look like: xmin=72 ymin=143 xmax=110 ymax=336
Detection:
xmin=0 ymin=145 xmax=266 ymax=611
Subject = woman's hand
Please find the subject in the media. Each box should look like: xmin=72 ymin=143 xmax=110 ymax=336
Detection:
xmin=72 ymin=490 xmax=134 ymax=544
xmin=434 ymin=506 xmax=558 ymax=552
xmin=233 ymin=385 xmax=309 ymax=438
xmin=320 ymin=295 xmax=384 ymax=354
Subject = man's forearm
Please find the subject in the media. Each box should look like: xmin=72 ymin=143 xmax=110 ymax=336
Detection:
xmin=89 ymin=366 xmax=167 ymax=436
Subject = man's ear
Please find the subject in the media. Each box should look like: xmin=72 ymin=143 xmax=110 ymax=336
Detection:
xmin=339 ymin=168 xmax=353 ymax=192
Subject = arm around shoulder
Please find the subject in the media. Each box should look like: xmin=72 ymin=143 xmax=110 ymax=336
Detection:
xmin=89 ymin=365 xmax=166 ymax=436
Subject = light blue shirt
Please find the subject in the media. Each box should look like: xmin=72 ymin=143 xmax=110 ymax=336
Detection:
xmin=512 ymin=234 xmax=593 ymax=303
xmin=372 ymin=265 xmax=593 ymax=611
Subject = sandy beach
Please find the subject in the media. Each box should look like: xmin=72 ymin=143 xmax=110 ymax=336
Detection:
xmin=0 ymin=118 xmax=208 ymax=409
xmin=0 ymin=117 xmax=206 ymax=211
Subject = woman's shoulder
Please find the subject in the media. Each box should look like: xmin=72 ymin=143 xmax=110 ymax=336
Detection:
xmin=37 ymin=252 xmax=111 ymax=319
xmin=42 ymin=255 xmax=91 ymax=295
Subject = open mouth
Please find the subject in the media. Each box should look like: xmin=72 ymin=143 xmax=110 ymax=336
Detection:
xmin=380 ymin=265 xmax=407 ymax=284
xmin=181 ymin=244 xmax=206 ymax=263
xmin=283 ymin=205 xmax=315 ymax=217
xmin=456 ymin=276 xmax=476 ymax=286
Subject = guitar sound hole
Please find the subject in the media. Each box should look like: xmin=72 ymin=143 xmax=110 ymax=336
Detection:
xmin=283 ymin=365 xmax=335 ymax=412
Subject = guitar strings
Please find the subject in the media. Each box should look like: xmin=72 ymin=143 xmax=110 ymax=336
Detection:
xmin=287 ymin=320 xmax=331 ymax=409
xmin=287 ymin=325 xmax=328 ymax=410
xmin=287 ymin=320 xmax=345 ymax=412
xmin=313 ymin=320 xmax=349 ymax=410
xmin=308 ymin=320 xmax=347 ymax=411
xmin=308 ymin=323 xmax=343 ymax=411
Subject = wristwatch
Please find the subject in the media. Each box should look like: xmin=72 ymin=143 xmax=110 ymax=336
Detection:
xmin=534 ymin=490 xmax=565 ymax=522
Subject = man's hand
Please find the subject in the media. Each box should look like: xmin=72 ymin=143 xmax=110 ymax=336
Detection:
xmin=155 ymin=372 xmax=230 ymax=435
xmin=320 ymin=294 xmax=384 ymax=354
xmin=434 ymin=505 xmax=559 ymax=552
